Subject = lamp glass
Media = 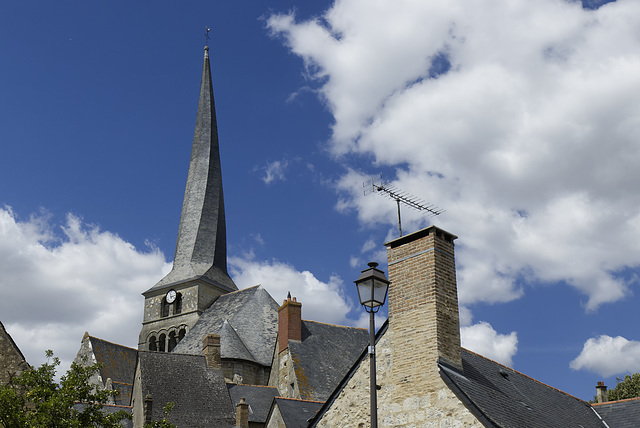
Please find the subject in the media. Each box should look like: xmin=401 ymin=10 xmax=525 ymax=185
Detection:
xmin=356 ymin=276 xmax=389 ymax=308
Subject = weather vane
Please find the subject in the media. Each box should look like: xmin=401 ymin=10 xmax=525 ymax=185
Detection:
xmin=364 ymin=174 xmax=444 ymax=237
xmin=204 ymin=26 xmax=211 ymax=46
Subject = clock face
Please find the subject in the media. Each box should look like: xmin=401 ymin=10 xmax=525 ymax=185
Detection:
xmin=166 ymin=289 xmax=177 ymax=304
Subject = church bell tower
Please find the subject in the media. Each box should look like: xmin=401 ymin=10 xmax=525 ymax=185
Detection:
xmin=138 ymin=45 xmax=237 ymax=352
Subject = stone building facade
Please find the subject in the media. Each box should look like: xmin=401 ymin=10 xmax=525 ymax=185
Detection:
xmin=0 ymin=321 xmax=29 ymax=385
xmin=310 ymin=226 xmax=482 ymax=428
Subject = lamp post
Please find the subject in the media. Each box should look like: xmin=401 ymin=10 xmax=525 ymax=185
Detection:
xmin=354 ymin=262 xmax=390 ymax=428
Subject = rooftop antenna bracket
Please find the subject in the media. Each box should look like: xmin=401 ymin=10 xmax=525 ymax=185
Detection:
xmin=363 ymin=174 xmax=444 ymax=237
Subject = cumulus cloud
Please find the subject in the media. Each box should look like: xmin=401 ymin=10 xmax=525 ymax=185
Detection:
xmin=229 ymin=256 xmax=356 ymax=326
xmin=268 ymin=0 xmax=640 ymax=311
xmin=461 ymin=322 xmax=518 ymax=367
xmin=570 ymin=335 xmax=640 ymax=377
xmin=0 ymin=207 xmax=169 ymax=373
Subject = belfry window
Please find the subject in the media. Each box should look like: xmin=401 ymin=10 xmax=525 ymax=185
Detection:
xmin=161 ymin=298 xmax=170 ymax=318
xmin=158 ymin=334 xmax=166 ymax=352
xmin=168 ymin=331 xmax=177 ymax=352
xmin=149 ymin=336 xmax=157 ymax=352
xmin=175 ymin=293 xmax=183 ymax=314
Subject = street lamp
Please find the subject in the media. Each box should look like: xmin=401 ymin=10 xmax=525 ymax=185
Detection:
xmin=354 ymin=262 xmax=390 ymax=428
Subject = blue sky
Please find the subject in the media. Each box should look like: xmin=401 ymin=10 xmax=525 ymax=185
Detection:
xmin=1 ymin=0 xmax=639 ymax=401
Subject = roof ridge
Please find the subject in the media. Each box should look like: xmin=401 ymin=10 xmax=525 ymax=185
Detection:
xmin=461 ymin=347 xmax=590 ymax=405
xmin=302 ymin=319 xmax=367 ymax=330
xmin=275 ymin=396 xmax=326 ymax=404
xmin=227 ymin=383 xmax=278 ymax=389
xmin=591 ymin=396 xmax=640 ymax=406
xmin=87 ymin=335 xmax=137 ymax=351
xmin=224 ymin=284 xmax=260 ymax=296
xmin=221 ymin=320 xmax=257 ymax=361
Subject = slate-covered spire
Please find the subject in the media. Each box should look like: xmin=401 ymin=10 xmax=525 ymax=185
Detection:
xmin=147 ymin=46 xmax=236 ymax=294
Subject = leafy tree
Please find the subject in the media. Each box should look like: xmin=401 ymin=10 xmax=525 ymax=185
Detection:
xmin=607 ymin=373 xmax=640 ymax=401
xmin=0 ymin=350 xmax=131 ymax=427
xmin=144 ymin=402 xmax=177 ymax=428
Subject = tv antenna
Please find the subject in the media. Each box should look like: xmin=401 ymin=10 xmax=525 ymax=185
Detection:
xmin=364 ymin=174 xmax=444 ymax=237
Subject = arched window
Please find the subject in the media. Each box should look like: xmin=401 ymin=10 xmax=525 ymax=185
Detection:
xmin=158 ymin=334 xmax=166 ymax=352
xmin=161 ymin=297 xmax=170 ymax=318
xmin=175 ymin=293 xmax=182 ymax=314
xmin=178 ymin=328 xmax=186 ymax=342
xmin=149 ymin=336 xmax=157 ymax=352
xmin=168 ymin=331 xmax=177 ymax=352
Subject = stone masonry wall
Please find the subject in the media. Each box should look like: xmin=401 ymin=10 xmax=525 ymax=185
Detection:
xmin=313 ymin=327 xmax=482 ymax=428
xmin=313 ymin=227 xmax=481 ymax=428
xmin=0 ymin=322 xmax=29 ymax=385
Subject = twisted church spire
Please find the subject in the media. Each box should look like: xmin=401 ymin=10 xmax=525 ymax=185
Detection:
xmin=146 ymin=46 xmax=236 ymax=294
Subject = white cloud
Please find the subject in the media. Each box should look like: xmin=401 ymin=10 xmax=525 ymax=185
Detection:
xmin=268 ymin=0 xmax=640 ymax=311
xmin=259 ymin=159 xmax=289 ymax=184
xmin=229 ymin=256 xmax=356 ymax=326
xmin=570 ymin=335 xmax=640 ymax=377
xmin=461 ymin=321 xmax=518 ymax=367
xmin=0 ymin=207 xmax=169 ymax=373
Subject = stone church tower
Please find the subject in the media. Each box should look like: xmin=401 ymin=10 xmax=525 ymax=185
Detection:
xmin=138 ymin=46 xmax=236 ymax=352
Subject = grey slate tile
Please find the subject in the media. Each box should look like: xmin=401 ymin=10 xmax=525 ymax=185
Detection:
xmin=227 ymin=383 xmax=280 ymax=423
xmin=593 ymin=397 xmax=640 ymax=427
xmin=289 ymin=320 xmax=369 ymax=401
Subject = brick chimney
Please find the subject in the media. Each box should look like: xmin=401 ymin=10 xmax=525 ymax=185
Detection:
xmin=385 ymin=226 xmax=462 ymax=373
xmin=202 ymin=334 xmax=222 ymax=369
xmin=235 ymin=397 xmax=249 ymax=428
xmin=596 ymin=381 xmax=608 ymax=403
xmin=278 ymin=293 xmax=302 ymax=353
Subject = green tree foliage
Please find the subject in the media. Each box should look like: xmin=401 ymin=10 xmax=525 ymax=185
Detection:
xmin=144 ymin=402 xmax=177 ymax=428
xmin=0 ymin=350 xmax=130 ymax=427
xmin=607 ymin=373 xmax=640 ymax=401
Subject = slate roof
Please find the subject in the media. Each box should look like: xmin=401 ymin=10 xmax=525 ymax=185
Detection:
xmin=82 ymin=336 xmax=137 ymax=406
xmin=593 ymin=397 xmax=640 ymax=427
xmin=137 ymin=351 xmax=234 ymax=428
xmin=289 ymin=320 xmax=369 ymax=401
xmin=227 ymin=384 xmax=280 ymax=424
xmin=172 ymin=285 xmax=279 ymax=367
xmin=440 ymin=349 xmax=607 ymax=428
xmin=269 ymin=397 xmax=324 ymax=428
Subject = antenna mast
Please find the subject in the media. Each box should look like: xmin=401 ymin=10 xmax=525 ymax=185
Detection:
xmin=364 ymin=174 xmax=444 ymax=237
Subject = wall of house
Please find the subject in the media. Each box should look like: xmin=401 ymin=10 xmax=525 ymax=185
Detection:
xmin=268 ymin=348 xmax=301 ymax=399
xmin=131 ymin=363 xmax=144 ymax=428
xmin=265 ymin=405 xmax=285 ymax=428
xmin=0 ymin=322 xmax=29 ymax=385
xmin=222 ymin=359 xmax=270 ymax=386
xmin=312 ymin=227 xmax=484 ymax=428
xmin=312 ymin=325 xmax=482 ymax=428
xmin=73 ymin=334 xmax=115 ymax=404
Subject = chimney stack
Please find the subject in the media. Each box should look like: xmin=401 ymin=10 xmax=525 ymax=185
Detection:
xmin=596 ymin=381 xmax=608 ymax=403
xmin=235 ymin=397 xmax=249 ymax=428
xmin=144 ymin=394 xmax=153 ymax=425
xmin=385 ymin=226 xmax=462 ymax=375
xmin=202 ymin=334 xmax=222 ymax=369
xmin=278 ymin=294 xmax=302 ymax=353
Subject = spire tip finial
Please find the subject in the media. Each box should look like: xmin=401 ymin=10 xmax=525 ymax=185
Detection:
xmin=204 ymin=26 xmax=211 ymax=48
